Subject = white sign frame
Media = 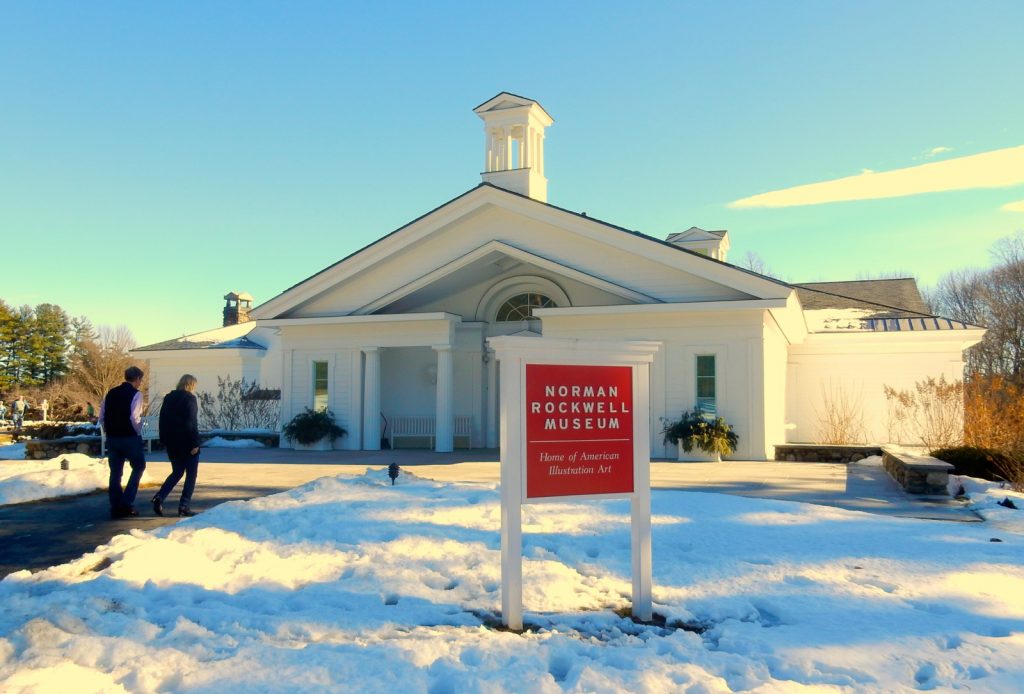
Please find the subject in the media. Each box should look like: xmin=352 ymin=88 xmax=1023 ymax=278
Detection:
xmin=489 ymin=336 xmax=660 ymax=630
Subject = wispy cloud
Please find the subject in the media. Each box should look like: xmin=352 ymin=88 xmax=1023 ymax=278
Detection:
xmin=730 ymin=145 xmax=1024 ymax=209
xmin=1002 ymin=199 xmax=1024 ymax=212
xmin=925 ymin=146 xmax=953 ymax=158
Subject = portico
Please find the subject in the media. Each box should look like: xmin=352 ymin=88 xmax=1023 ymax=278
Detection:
xmin=260 ymin=313 xmax=477 ymax=453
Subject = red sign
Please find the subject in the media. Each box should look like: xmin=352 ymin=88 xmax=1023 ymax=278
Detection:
xmin=525 ymin=364 xmax=634 ymax=499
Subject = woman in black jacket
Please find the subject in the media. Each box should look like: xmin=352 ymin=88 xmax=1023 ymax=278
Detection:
xmin=153 ymin=374 xmax=202 ymax=517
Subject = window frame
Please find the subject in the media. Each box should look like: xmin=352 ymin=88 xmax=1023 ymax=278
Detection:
xmin=695 ymin=354 xmax=717 ymax=415
xmin=495 ymin=292 xmax=557 ymax=322
xmin=312 ymin=360 xmax=329 ymax=412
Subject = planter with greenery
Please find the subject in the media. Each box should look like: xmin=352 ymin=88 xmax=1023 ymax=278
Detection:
xmin=283 ymin=408 xmax=346 ymax=451
xmin=662 ymin=407 xmax=739 ymax=462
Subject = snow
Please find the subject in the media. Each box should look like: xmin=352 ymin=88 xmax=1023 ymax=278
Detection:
xmin=1 ymin=462 xmax=1022 ymax=692
xmin=0 ymin=453 xmax=153 ymax=506
xmin=202 ymin=436 xmax=266 ymax=449
xmin=803 ymin=308 xmax=876 ymax=332
xmin=951 ymin=474 xmax=1024 ymax=536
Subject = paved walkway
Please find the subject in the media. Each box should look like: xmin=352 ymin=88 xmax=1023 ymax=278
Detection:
xmin=0 ymin=449 xmax=977 ymax=577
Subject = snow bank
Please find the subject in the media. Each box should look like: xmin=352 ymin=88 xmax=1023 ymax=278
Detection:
xmin=1 ymin=468 xmax=1022 ymax=692
xmin=202 ymin=436 xmax=266 ymax=449
xmin=0 ymin=454 xmax=152 ymax=506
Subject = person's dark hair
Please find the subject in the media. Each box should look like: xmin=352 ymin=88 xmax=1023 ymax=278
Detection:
xmin=125 ymin=366 xmax=145 ymax=383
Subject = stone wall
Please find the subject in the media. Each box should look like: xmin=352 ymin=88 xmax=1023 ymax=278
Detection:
xmin=774 ymin=444 xmax=883 ymax=463
xmin=25 ymin=437 xmax=102 ymax=459
xmin=882 ymin=449 xmax=953 ymax=495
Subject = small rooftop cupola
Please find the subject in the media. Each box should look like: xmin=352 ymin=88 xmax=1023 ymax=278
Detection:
xmin=474 ymin=92 xmax=553 ymax=202
xmin=223 ymin=291 xmax=254 ymax=327
xmin=665 ymin=227 xmax=730 ymax=262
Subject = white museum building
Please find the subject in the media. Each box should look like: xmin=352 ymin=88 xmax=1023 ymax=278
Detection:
xmin=133 ymin=93 xmax=984 ymax=459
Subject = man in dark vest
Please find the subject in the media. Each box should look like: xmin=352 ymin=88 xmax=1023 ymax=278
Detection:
xmin=100 ymin=366 xmax=147 ymax=519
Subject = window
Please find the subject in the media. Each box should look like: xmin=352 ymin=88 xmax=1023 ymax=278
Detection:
xmin=495 ymin=293 xmax=556 ymax=322
xmin=312 ymin=361 xmax=329 ymax=412
xmin=696 ymin=355 xmax=716 ymax=415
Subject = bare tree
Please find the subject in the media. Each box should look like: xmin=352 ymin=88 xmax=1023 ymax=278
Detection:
xmin=739 ymin=251 xmax=779 ymax=278
xmin=932 ymin=232 xmax=1024 ymax=383
xmin=71 ymin=325 xmax=141 ymax=410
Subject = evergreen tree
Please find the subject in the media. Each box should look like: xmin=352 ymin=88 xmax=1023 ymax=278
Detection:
xmin=32 ymin=303 xmax=72 ymax=383
xmin=0 ymin=300 xmax=16 ymax=392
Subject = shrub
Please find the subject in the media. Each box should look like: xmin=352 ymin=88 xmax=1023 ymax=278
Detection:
xmin=283 ymin=408 xmax=346 ymax=445
xmin=815 ymin=382 xmax=866 ymax=444
xmin=194 ymin=376 xmax=280 ymax=431
xmin=884 ymin=376 xmax=964 ymax=449
xmin=931 ymin=446 xmax=1019 ymax=483
xmin=964 ymin=375 xmax=1024 ymax=461
xmin=662 ymin=408 xmax=738 ymax=456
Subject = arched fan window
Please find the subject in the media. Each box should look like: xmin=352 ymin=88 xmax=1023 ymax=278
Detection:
xmin=495 ymin=293 xmax=556 ymax=322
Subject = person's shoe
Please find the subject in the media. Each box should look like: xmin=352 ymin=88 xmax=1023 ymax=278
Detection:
xmin=152 ymin=495 xmax=164 ymax=517
xmin=111 ymin=505 xmax=138 ymax=519
xmin=178 ymin=507 xmax=196 ymax=517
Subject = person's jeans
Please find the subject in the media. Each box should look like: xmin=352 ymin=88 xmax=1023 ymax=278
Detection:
xmin=107 ymin=435 xmax=147 ymax=510
xmin=157 ymin=451 xmax=200 ymax=509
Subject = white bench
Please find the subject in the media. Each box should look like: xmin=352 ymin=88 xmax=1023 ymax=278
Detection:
xmin=389 ymin=415 xmax=472 ymax=449
xmin=101 ymin=415 xmax=160 ymax=456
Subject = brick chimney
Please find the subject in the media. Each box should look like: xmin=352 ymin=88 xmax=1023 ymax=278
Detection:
xmin=223 ymin=292 xmax=254 ymax=326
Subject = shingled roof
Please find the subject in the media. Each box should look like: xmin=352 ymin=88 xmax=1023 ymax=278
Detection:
xmin=793 ymin=278 xmax=930 ymax=315
xmin=134 ymin=334 xmax=266 ymax=352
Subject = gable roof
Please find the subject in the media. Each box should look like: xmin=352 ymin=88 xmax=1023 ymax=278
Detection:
xmin=794 ymin=278 xmax=984 ymax=333
xmin=794 ymin=279 xmax=930 ymax=315
xmin=665 ymin=227 xmax=728 ymax=244
xmin=134 ymin=323 xmax=265 ymax=352
xmin=250 ymin=183 xmax=793 ymax=320
xmin=473 ymin=92 xmax=553 ymax=122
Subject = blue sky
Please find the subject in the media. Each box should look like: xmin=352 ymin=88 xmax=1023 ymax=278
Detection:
xmin=2 ymin=1 xmax=1022 ymax=346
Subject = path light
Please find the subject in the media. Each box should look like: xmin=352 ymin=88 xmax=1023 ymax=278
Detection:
xmin=60 ymin=458 xmax=69 ymax=471
xmin=388 ymin=463 xmax=400 ymax=485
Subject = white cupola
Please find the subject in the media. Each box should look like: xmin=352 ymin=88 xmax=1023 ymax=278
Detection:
xmin=474 ymin=92 xmax=553 ymax=202
xmin=665 ymin=227 xmax=731 ymax=262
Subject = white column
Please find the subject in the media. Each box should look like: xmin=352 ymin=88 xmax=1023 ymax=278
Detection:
xmin=280 ymin=349 xmax=294 ymax=434
xmin=503 ymin=128 xmax=513 ymax=170
xmin=434 ymin=345 xmax=454 ymax=453
xmin=362 ymin=347 xmax=381 ymax=451
xmin=347 ymin=350 xmax=363 ymax=450
xmin=521 ymin=125 xmax=530 ymax=169
xmin=484 ymin=130 xmax=492 ymax=172
xmin=485 ymin=350 xmax=498 ymax=448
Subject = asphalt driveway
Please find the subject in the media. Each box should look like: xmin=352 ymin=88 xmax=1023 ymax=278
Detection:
xmin=0 ymin=449 xmax=978 ymax=578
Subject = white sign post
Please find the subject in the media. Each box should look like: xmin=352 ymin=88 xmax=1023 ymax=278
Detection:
xmin=489 ymin=336 xmax=660 ymax=630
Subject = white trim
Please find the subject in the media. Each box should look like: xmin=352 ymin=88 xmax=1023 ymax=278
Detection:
xmin=258 ymin=312 xmax=462 ymax=328
xmin=359 ymin=240 xmax=655 ymax=314
xmin=533 ymin=298 xmax=789 ymax=318
xmin=797 ymin=328 xmax=986 ymax=353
